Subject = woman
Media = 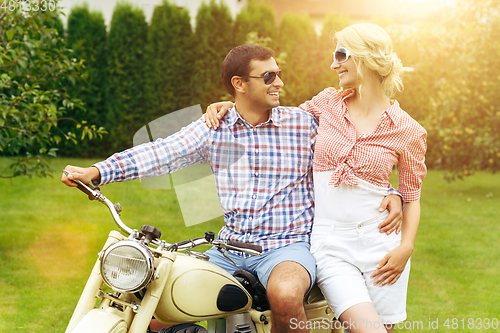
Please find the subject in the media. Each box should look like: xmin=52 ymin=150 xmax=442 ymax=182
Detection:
xmin=204 ymin=23 xmax=426 ymax=333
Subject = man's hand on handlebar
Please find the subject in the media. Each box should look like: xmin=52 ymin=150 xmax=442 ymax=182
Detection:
xmin=61 ymin=165 xmax=101 ymax=187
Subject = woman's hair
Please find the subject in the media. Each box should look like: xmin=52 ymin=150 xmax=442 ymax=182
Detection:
xmin=334 ymin=23 xmax=411 ymax=98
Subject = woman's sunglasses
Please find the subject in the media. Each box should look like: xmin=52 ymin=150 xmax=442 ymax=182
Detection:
xmin=244 ymin=70 xmax=282 ymax=85
xmin=333 ymin=47 xmax=351 ymax=64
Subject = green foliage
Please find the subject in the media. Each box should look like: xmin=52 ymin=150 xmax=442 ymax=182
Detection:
xmin=63 ymin=4 xmax=108 ymax=157
xmin=106 ymin=2 xmax=148 ymax=153
xmin=393 ymin=0 xmax=500 ymax=180
xmin=0 ymin=3 xmax=105 ymax=178
xmin=192 ymin=0 xmax=234 ymax=109
xmin=317 ymin=13 xmax=352 ymax=90
xmin=275 ymin=13 xmax=322 ymax=106
xmin=145 ymin=0 xmax=195 ymax=121
xmin=233 ymin=0 xmax=276 ymax=45
xmin=318 ymin=12 xmax=350 ymax=47
xmin=2 ymin=0 xmax=497 ymax=178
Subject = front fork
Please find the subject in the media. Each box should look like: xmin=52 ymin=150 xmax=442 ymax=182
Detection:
xmin=65 ymin=230 xmax=175 ymax=333
xmin=66 ymin=231 xmax=124 ymax=332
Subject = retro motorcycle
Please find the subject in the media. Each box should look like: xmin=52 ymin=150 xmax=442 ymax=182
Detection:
xmin=63 ymin=170 xmax=342 ymax=333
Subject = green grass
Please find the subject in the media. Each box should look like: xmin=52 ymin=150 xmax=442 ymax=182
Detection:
xmin=398 ymin=170 xmax=500 ymax=332
xmin=0 ymin=157 xmax=225 ymax=332
xmin=0 ymin=157 xmax=499 ymax=332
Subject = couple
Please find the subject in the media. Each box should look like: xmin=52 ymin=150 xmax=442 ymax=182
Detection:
xmin=62 ymin=23 xmax=426 ymax=333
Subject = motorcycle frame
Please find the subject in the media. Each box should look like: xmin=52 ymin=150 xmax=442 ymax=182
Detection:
xmin=66 ymin=230 xmax=343 ymax=333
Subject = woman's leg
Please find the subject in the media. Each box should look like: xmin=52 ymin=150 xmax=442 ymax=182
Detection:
xmin=338 ymin=303 xmax=387 ymax=333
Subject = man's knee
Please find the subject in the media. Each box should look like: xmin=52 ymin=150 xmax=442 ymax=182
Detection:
xmin=266 ymin=261 xmax=310 ymax=307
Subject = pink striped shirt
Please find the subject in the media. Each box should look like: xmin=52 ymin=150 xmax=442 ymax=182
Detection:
xmin=299 ymin=87 xmax=427 ymax=202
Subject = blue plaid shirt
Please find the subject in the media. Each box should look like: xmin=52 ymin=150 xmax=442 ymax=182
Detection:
xmin=94 ymin=107 xmax=318 ymax=255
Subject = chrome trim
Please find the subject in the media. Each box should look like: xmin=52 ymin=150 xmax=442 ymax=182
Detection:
xmin=185 ymin=250 xmax=210 ymax=261
xmin=100 ymin=239 xmax=155 ymax=293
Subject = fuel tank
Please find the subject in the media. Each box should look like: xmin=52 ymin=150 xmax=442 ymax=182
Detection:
xmin=154 ymin=253 xmax=252 ymax=323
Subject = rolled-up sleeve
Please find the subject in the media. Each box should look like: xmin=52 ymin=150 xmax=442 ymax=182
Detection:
xmin=397 ymin=126 xmax=427 ymax=202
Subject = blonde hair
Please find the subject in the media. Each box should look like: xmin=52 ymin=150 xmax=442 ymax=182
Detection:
xmin=334 ymin=23 xmax=411 ymax=98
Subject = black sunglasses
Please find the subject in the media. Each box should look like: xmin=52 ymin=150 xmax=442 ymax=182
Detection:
xmin=244 ymin=70 xmax=282 ymax=85
xmin=333 ymin=47 xmax=351 ymax=64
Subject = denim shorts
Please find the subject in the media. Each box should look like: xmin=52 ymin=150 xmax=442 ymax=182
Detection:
xmin=205 ymin=241 xmax=316 ymax=290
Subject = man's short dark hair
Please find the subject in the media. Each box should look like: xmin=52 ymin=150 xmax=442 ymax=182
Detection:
xmin=221 ymin=44 xmax=275 ymax=97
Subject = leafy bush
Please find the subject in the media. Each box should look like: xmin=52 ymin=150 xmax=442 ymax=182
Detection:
xmin=393 ymin=0 xmax=500 ymax=180
xmin=0 ymin=4 xmax=105 ymax=178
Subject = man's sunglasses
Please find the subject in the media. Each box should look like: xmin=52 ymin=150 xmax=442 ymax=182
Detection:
xmin=333 ymin=47 xmax=351 ymax=64
xmin=244 ymin=70 xmax=282 ymax=85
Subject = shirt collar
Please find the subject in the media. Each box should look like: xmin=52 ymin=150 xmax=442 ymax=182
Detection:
xmin=339 ymin=89 xmax=402 ymax=125
xmin=225 ymin=106 xmax=282 ymax=128
xmin=384 ymin=100 xmax=402 ymax=125
xmin=340 ymin=88 xmax=356 ymax=102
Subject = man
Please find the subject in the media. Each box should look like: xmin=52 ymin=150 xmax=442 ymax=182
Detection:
xmin=62 ymin=44 xmax=401 ymax=333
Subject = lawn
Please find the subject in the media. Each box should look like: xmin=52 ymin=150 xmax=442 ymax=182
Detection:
xmin=0 ymin=157 xmax=499 ymax=332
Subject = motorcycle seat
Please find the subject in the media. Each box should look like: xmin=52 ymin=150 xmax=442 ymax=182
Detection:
xmin=233 ymin=269 xmax=270 ymax=312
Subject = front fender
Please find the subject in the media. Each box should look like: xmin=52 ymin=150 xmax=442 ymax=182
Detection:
xmin=68 ymin=309 xmax=128 ymax=333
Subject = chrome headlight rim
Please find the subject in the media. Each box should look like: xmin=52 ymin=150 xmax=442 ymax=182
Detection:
xmin=100 ymin=239 xmax=155 ymax=293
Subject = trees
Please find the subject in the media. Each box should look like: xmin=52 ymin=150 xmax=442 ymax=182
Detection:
xmin=233 ymin=0 xmax=276 ymax=46
xmin=275 ymin=13 xmax=321 ymax=107
xmin=64 ymin=4 xmax=108 ymax=157
xmin=3 ymin=0 xmax=497 ymax=179
xmin=0 ymin=4 xmax=104 ymax=178
xmin=145 ymin=0 xmax=195 ymax=121
xmin=192 ymin=0 xmax=234 ymax=108
xmin=393 ymin=0 xmax=500 ymax=180
xmin=106 ymin=2 xmax=148 ymax=153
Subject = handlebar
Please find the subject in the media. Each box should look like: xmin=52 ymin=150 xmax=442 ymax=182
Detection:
xmin=225 ymin=240 xmax=262 ymax=254
xmin=63 ymin=170 xmax=135 ymax=236
xmin=63 ymin=170 xmax=262 ymax=256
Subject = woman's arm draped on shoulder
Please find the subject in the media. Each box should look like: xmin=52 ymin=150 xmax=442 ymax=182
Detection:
xmin=298 ymin=87 xmax=339 ymax=119
xmin=202 ymin=101 xmax=234 ymax=129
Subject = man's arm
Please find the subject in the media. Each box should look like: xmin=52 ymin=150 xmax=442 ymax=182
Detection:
xmin=61 ymin=119 xmax=211 ymax=188
xmin=377 ymin=184 xmax=404 ymax=235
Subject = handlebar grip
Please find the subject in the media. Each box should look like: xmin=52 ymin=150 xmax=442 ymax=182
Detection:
xmin=76 ymin=182 xmax=96 ymax=198
xmin=227 ymin=240 xmax=262 ymax=253
xmin=63 ymin=170 xmax=98 ymax=200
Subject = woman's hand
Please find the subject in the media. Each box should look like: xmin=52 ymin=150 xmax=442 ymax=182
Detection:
xmin=370 ymin=243 xmax=413 ymax=287
xmin=201 ymin=101 xmax=234 ymax=129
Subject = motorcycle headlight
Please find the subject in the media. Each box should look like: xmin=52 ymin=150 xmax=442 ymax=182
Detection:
xmin=100 ymin=239 xmax=155 ymax=293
